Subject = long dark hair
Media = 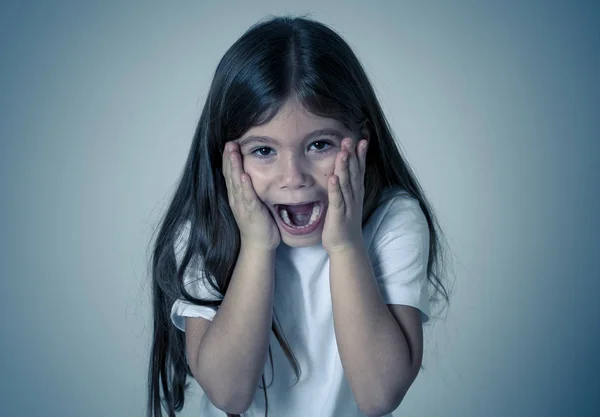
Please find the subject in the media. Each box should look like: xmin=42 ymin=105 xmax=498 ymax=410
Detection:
xmin=147 ymin=15 xmax=452 ymax=417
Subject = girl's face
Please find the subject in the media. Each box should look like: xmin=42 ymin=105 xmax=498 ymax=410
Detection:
xmin=235 ymin=99 xmax=359 ymax=248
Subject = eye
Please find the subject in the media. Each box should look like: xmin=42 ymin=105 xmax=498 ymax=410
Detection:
xmin=251 ymin=147 xmax=275 ymax=159
xmin=309 ymin=141 xmax=333 ymax=152
xmin=249 ymin=140 xmax=334 ymax=160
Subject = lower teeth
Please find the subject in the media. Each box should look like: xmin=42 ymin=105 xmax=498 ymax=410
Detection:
xmin=279 ymin=203 xmax=321 ymax=229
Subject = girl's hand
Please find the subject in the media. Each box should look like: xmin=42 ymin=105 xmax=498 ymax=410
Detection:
xmin=322 ymin=138 xmax=369 ymax=254
xmin=222 ymin=142 xmax=281 ymax=251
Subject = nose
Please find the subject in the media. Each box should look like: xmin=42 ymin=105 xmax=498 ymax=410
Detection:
xmin=278 ymin=155 xmax=310 ymax=189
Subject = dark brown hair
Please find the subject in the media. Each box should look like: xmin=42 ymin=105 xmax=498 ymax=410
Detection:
xmin=147 ymin=15 xmax=451 ymax=417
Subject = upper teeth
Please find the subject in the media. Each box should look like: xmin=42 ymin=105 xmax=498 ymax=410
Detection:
xmin=279 ymin=202 xmax=321 ymax=228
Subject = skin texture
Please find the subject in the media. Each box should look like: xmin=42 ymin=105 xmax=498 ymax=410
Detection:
xmin=223 ymin=140 xmax=281 ymax=251
xmin=227 ymin=98 xmax=366 ymax=248
xmin=320 ymin=130 xmax=368 ymax=253
xmin=222 ymin=99 xmax=424 ymax=415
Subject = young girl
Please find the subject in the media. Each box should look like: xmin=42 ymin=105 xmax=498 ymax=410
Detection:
xmin=147 ymin=15 xmax=450 ymax=417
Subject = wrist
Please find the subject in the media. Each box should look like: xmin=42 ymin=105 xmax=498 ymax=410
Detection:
xmin=325 ymin=240 xmax=365 ymax=257
xmin=240 ymin=241 xmax=278 ymax=257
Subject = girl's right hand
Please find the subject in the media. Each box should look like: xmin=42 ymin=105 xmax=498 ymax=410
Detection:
xmin=222 ymin=141 xmax=281 ymax=251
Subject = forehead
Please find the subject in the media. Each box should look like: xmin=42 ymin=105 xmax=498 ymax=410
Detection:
xmin=239 ymin=100 xmax=349 ymax=142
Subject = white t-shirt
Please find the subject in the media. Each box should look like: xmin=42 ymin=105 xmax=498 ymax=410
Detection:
xmin=170 ymin=187 xmax=431 ymax=416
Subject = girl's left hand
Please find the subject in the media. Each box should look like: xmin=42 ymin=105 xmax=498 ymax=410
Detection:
xmin=322 ymin=137 xmax=369 ymax=254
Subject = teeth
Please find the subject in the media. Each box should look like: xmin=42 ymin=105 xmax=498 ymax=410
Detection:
xmin=278 ymin=202 xmax=321 ymax=229
xmin=309 ymin=203 xmax=321 ymax=224
xmin=279 ymin=208 xmax=293 ymax=227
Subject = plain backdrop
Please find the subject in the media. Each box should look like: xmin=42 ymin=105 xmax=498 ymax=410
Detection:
xmin=1 ymin=1 xmax=599 ymax=416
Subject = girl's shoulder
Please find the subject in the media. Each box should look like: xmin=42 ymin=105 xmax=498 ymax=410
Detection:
xmin=376 ymin=185 xmax=412 ymax=203
xmin=364 ymin=186 xmax=427 ymax=240
xmin=374 ymin=186 xmax=423 ymax=218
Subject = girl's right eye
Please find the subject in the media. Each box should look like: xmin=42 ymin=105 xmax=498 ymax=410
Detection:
xmin=251 ymin=147 xmax=275 ymax=158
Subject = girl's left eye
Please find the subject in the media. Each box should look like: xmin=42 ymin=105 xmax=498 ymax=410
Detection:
xmin=309 ymin=141 xmax=332 ymax=151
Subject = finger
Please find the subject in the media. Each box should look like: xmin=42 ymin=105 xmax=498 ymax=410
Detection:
xmin=344 ymin=138 xmax=361 ymax=201
xmin=328 ymin=174 xmax=344 ymax=212
xmin=229 ymin=147 xmax=243 ymax=194
xmin=240 ymin=173 xmax=259 ymax=209
xmin=358 ymin=139 xmax=368 ymax=174
xmin=223 ymin=143 xmax=234 ymax=204
xmin=336 ymin=143 xmax=353 ymax=206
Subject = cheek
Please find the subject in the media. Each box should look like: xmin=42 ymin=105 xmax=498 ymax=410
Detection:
xmin=315 ymin=159 xmax=336 ymax=186
xmin=321 ymin=156 xmax=337 ymax=177
xmin=241 ymin=159 xmax=269 ymax=193
xmin=242 ymin=158 xmax=263 ymax=177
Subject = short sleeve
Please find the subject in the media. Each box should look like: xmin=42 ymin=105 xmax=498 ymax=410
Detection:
xmin=170 ymin=221 xmax=223 ymax=331
xmin=368 ymin=196 xmax=431 ymax=323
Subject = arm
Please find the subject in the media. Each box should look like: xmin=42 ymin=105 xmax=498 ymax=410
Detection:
xmin=329 ymin=243 xmax=423 ymax=417
xmin=188 ymin=244 xmax=275 ymax=414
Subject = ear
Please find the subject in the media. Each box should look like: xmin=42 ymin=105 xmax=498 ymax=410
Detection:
xmin=359 ymin=119 xmax=371 ymax=141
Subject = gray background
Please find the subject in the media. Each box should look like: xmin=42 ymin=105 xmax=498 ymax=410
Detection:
xmin=1 ymin=1 xmax=599 ymax=416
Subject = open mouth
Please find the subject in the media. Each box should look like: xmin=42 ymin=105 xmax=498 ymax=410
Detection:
xmin=273 ymin=201 xmax=326 ymax=235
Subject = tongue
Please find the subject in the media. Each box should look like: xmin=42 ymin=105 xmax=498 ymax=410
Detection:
xmin=283 ymin=202 xmax=314 ymax=227
xmin=291 ymin=213 xmax=311 ymax=226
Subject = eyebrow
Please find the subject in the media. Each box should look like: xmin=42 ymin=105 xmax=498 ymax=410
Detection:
xmin=238 ymin=128 xmax=345 ymax=147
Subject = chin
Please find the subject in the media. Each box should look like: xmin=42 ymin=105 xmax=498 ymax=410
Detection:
xmin=280 ymin=232 xmax=323 ymax=248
